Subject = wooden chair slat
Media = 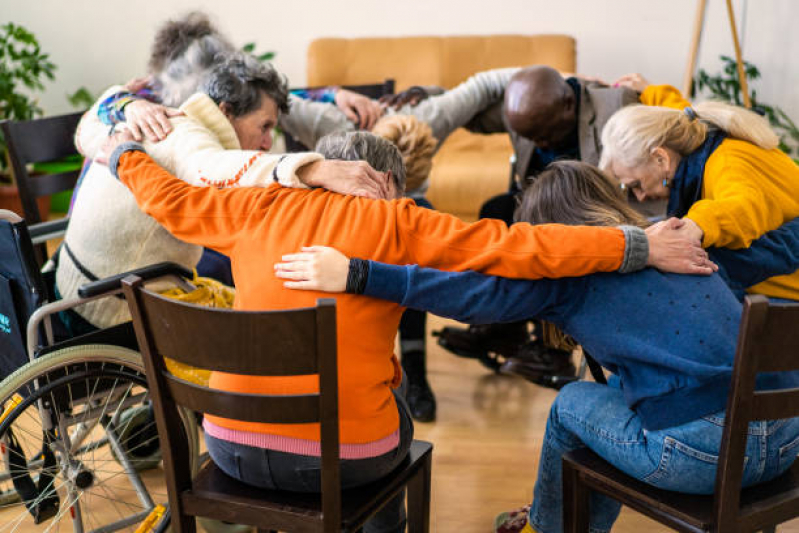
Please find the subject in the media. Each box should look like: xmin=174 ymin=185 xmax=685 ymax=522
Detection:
xmin=164 ymin=373 xmax=320 ymax=424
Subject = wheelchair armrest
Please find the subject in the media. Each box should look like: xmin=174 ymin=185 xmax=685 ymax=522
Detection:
xmin=28 ymin=218 xmax=69 ymax=244
xmin=78 ymin=262 xmax=193 ymax=299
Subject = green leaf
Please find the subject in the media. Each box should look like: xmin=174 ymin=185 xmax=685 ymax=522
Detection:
xmin=241 ymin=42 xmax=255 ymax=53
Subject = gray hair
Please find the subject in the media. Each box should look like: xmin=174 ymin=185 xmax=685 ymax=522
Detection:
xmin=199 ymin=53 xmax=290 ymax=117
xmin=148 ymin=12 xmax=236 ymax=107
xmin=315 ymin=131 xmax=407 ymax=194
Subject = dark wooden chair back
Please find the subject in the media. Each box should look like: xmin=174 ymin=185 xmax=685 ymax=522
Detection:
xmin=712 ymin=294 xmax=799 ymax=530
xmin=1 ymin=112 xmax=84 ymax=264
xmin=285 ymin=79 xmax=395 ymax=152
xmin=562 ymin=294 xmax=799 ymax=533
xmin=122 ymin=277 xmax=342 ymax=531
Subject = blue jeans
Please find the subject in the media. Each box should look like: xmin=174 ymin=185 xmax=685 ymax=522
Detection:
xmin=528 ymin=381 xmax=799 ymax=533
xmin=206 ymin=383 xmax=414 ymax=533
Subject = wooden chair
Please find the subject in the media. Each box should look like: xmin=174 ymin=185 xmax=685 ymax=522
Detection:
xmin=562 ymin=295 xmax=799 ymax=533
xmin=284 ymin=79 xmax=395 ymax=152
xmin=123 ymin=277 xmax=433 ymax=533
xmin=1 ymin=112 xmax=84 ymax=264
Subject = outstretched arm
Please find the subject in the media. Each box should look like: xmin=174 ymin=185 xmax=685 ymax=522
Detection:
xmin=711 ymin=216 xmax=799 ymax=297
xmin=391 ymin=67 xmax=519 ymax=144
xmin=273 ymin=246 xmax=567 ymax=323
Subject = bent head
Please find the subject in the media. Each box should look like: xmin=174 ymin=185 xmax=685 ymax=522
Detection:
xmin=201 ymin=53 xmax=289 ymax=151
xmin=516 ymin=160 xmax=650 ymax=228
xmin=148 ymin=12 xmax=236 ymax=107
xmin=504 ymin=66 xmax=577 ymax=150
xmin=315 ymin=131 xmax=406 ymax=199
xmin=599 ymin=101 xmax=779 ymax=202
xmin=371 ymin=115 xmax=437 ymax=193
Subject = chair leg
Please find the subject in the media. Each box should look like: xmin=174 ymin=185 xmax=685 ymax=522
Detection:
xmin=406 ymin=451 xmax=432 ymax=533
xmin=562 ymin=461 xmax=590 ymax=533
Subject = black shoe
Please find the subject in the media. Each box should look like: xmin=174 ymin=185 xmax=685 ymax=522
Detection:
xmin=500 ymin=343 xmax=577 ymax=390
xmin=434 ymin=322 xmax=529 ymax=360
xmin=402 ymin=352 xmax=436 ymax=422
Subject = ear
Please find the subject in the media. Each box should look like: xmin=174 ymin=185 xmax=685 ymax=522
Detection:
xmin=218 ymin=102 xmax=234 ymax=120
xmin=650 ymin=146 xmax=671 ymax=170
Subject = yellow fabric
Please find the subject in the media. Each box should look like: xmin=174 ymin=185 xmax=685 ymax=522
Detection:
xmin=688 ymin=140 xmax=799 ymax=300
xmin=307 ymin=35 xmax=576 ymax=219
xmin=638 ymin=84 xmax=690 ymax=109
xmin=158 ymin=272 xmax=236 ymax=386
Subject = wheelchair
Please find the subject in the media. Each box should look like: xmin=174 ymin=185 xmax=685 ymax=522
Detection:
xmin=0 ymin=209 xmax=201 ymax=532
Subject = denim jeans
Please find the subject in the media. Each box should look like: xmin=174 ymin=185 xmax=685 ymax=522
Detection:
xmin=528 ymin=381 xmax=799 ymax=533
xmin=206 ymin=383 xmax=414 ymax=533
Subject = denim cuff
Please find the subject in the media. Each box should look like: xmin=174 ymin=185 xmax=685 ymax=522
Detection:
xmin=618 ymin=225 xmax=649 ymax=273
xmin=109 ymin=142 xmax=146 ymax=179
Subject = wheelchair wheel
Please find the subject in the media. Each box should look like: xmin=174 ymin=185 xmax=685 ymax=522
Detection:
xmin=0 ymin=344 xmax=199 ymax=532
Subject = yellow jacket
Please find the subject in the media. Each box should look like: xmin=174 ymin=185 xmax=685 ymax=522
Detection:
xmin=641 ymin=85 xmax=799 ymax=300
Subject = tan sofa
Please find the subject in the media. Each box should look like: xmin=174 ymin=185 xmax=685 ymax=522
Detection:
xmin=307 ymin=35 xmax=576 ymax=219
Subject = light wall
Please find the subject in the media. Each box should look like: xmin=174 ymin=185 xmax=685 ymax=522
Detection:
xmin=4 ymin=0 xmax=798 ymax=125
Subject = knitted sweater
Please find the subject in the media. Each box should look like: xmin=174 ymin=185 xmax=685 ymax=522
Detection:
xmin=62 ymin=88 xmax=321 ymax=328
xmin=641 ymin=85 xmax=799 ymax=300
xmin=112 ymin=147 xmax=643 ymax=445
xmin=356 ymin=216 xmax=799 ymax=429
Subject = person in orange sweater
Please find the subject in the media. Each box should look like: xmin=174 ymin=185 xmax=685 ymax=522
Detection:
xmin=601 ymin=77 xmax=799 ymax=302
xmin=103 ymin=129 xmax=712 ymax=532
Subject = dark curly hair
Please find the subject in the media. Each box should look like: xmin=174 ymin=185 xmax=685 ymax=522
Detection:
xmin=200 ymin=53 xmax=290 ymax=117
xmin=148 ymin=12 xmax=231 ymax=73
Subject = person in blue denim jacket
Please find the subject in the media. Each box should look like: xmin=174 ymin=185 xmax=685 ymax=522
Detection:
xmin=274 ymin=160 xmax=799 ymax=533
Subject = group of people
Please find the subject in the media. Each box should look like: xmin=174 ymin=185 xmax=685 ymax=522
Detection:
xmin=55 ymin=11 xmax=799 ymax=533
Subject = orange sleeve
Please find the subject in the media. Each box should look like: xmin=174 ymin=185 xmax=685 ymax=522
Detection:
xmin=639 ymin=84 xmax=690 ymax=110
xmin=117 ymin=150 xmax=272 ymax=255
xmin=393 ymin=201 xmax=626 ymax=279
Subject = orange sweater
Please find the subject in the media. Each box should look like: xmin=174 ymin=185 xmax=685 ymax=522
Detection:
xmin=118 ymin=151 xmax=626 ymax=443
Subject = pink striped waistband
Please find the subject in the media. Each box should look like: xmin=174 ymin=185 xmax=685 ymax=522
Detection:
xmin=203 ymin=420 xmax=400 ymax=459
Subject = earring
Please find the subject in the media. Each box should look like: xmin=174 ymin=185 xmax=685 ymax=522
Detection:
xmin=662 ymin=177 xmax=670 ymax=188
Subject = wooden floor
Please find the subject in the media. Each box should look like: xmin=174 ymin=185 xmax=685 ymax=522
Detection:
xmin=5 ymin=314 xmax=799 ymax=532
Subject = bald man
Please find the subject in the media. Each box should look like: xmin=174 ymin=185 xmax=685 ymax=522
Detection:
xmin=438 ymin=66 xmax=658 ymax=383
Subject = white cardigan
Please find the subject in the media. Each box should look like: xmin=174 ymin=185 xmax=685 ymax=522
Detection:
xmin=60 ymin=89 xmax=319 ymax=328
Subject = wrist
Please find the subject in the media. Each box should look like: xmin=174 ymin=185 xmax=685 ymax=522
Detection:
xmin=346 ymin=258 xmax=369 ymax=294
xmin=296 ymin=160 xmax=322 ymax=187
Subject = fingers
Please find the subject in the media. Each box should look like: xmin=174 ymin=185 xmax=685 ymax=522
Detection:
xmin=164 ymin=108 xmax=184 ymax=117
xmin=341 ymin=105 xmax=359 ymax=124
xmin=127 ymin=121 xmax=144 ymax=142
xmin=283 ymin=280 xmax=319 ymax=290
xmin=274 ymin=269 xmax=309 ymax=280
xmin=279 ymin=252 xmax=315 ymax=263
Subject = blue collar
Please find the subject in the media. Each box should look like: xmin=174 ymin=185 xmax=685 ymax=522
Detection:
xmin=667 ymin=130 xmax=726 ymax=218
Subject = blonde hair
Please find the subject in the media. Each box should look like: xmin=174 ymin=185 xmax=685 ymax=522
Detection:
xmin=372 ymin=115 xmax=438 ymax=193
xmin=599 ymin=101 xmax=779 ymax=171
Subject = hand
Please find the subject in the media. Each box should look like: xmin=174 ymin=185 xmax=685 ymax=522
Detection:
xmin=334 ymin=89 xmax=384 ymax=130
xmin=677 ymin=217 xmax=704 ymax=243
xmin=613 ymin=73 xmax=650 ymax=93
xmin=296 ymin=160 xmax=392 ymax=199
xmin=123 ymin=76 xmax=152 ymax=93
xmin=124 ymin=100 xmax=184 ymax=142
xmin=645 ymin=218 xmax=718 ymax=275
xmin=274 ymin=246 xmax=350 ymax=292
xmin=95 ymin=129 xmax=136 ymax=165
xmin=378 ymin=86 xmax=430 ymax=110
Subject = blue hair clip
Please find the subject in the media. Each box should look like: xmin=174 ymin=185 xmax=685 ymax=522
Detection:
xmin=683 ymin=107 xmax=698 ymax=121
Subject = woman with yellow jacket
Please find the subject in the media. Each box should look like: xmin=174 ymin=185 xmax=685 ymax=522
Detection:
xmin=600 ymin=78 xmax=799 ymax=300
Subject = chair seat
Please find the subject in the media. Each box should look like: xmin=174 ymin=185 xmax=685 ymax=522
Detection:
xmin=183 ymin=440 xmax=433 ymax=532
xmin=564 ymin=447 xmax=799 ymax=532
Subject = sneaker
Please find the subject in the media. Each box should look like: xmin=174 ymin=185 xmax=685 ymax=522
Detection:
xmin=494 ymin=505 xmax=534 ymax=533
xmin=434 ymin=322 xmax=530 ymax=360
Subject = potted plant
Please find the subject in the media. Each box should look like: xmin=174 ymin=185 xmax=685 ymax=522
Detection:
xmin=0 ymin=22 xmax=56 ymax=216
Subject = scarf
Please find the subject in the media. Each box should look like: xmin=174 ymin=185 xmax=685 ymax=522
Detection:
xmin=667 ymin=130 xmax=726 ymax=218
